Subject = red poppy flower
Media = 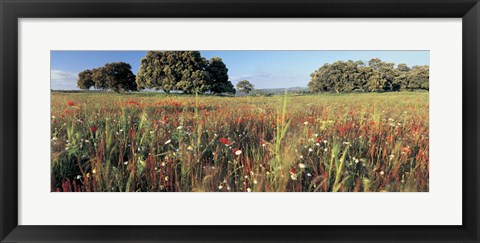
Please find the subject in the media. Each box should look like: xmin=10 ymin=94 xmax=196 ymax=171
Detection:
xmin=289 ymin=168 xmax=296 ymax=175
xmin=370 ymin=137 xmax=376 ymax=143
xmin=66 ymin=101 xmax=75 ymax=106
xmin=219 ymin=137 xmax=232 ymax=146
xmin=89 ymin=126 xmax=98 ymax=133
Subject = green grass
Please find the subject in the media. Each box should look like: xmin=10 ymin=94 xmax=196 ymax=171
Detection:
xmin=51 ymin=91 xmax=429 ymax=192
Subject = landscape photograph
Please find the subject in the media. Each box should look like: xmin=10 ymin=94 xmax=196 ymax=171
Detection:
xmin=51 ymin=50 xmax=429 ymax=192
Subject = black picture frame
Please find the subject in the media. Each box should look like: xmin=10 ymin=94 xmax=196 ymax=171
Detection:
xmin=1 ymin=0 xmax=479 ymax=242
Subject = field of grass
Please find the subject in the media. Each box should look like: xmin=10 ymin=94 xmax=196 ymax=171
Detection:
xmin=51 ymin=91 xmax=429 ymax=192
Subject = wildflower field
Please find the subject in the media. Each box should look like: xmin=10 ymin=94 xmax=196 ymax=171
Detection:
xmin=51 ymin=92 xmax=429 ymax=192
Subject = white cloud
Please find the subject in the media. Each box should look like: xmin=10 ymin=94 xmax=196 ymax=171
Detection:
xmin=51 ymin=70 xmax=79 ymax=90
xmin=230 ymin=72 xmax=272 ymax=82
xmin=51 ymin=69 xmax=77 ymax=82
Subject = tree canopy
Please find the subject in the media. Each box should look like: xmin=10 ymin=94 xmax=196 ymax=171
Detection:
xmin=236 ymin=80 xmax=254 ymax=94
xmin=308 ymin=58 xmax=429 ymax=93
xmin=135 ymin=51 xmax=235 ymax=94
xmin=207 ymin=57 xmax=236 ymax=94
xmin=77 ymin=69 xmax=94 ymax=90
xmin=77 ymin=62 xmax=137 ymax=92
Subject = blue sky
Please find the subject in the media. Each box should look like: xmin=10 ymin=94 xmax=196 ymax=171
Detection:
xmin=51 ymin=50 xmax=429 ymax=90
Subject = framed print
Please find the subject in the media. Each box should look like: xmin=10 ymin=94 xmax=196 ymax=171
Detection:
xmin=1 ymin=0 xmax=479 ymax=242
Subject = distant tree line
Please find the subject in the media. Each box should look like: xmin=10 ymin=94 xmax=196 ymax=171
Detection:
xmin=77 ymin=55 xmax=428 ymax=95
xmin=308 ymin=58 xmax=429 ymax=93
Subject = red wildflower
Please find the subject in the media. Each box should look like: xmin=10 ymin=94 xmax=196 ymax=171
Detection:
xmin=219 ymin=137 xmax=232 ymax=146
xmin=316 ymin=135 xmax=326 ymax=143
xmin=66 ymin=101 xmax=75 ymax=106
xmin=386 ymin=136 xmax=393 ymax=141
xmin=402 ymin=146 xmax=411 ymax=154
xmin=289 ymin=168 xmax=296 ymax=175
xmin=89 ymin=126 xmax=98 ymax=133
xmin=370 ymin=137 xmax=376 ymax=143
xmin=63 ymin=109 xmax=72 ymax=115
xmin=125 ymin=100 xmax=140 ymax=105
